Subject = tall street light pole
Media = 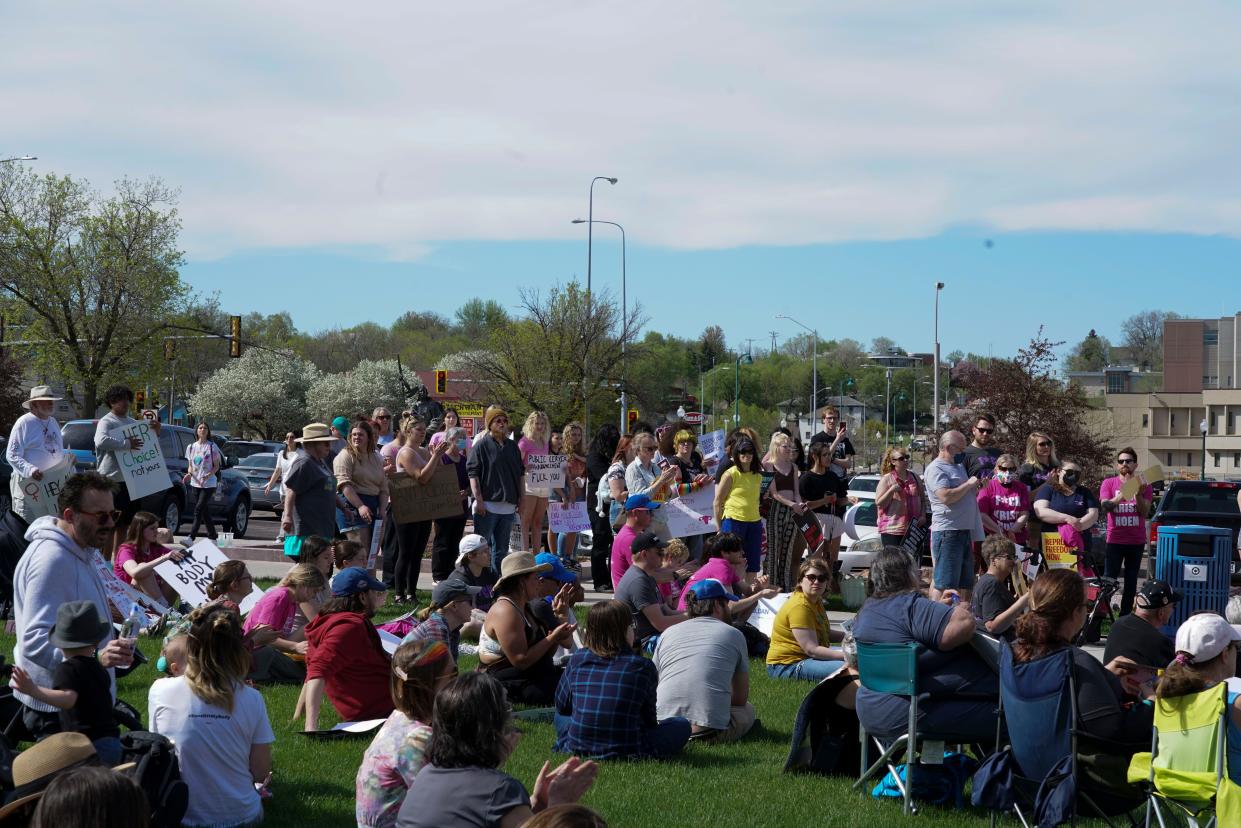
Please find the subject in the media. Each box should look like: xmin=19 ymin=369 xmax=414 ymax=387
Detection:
xmin=734 ymin=350 xmax=753 ymax=426
xmin=885 ymin=368 xmax=893 ymax=447
xmin=933 ymin=281 xmax=944 ymax=435
xmin=583 ymin=176 xmax=617 ymax=438
xmin=573 ymin=218 xmax=625 ymax=432
xmin=776 ymin=314 xmax=816 ymax=428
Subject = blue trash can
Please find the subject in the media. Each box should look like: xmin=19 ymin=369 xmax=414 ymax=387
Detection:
xmin=1154 ymin=524 xmax=1233 ymax=635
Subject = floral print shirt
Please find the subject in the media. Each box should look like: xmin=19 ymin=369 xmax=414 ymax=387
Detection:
xmin=355 ymin=710 xmax=432 ymax=828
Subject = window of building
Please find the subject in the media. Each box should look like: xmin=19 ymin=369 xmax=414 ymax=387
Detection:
xmin=1188 ymin=453 xmax=1193 ymax=467
xmin=1167 ymin=452 xmax=1173 ymax=466
xmin=1204 ymin=375 xmax=1219 ymax=388
xmin=1107 ymin=374 xmax=1125 ymax=394
xmin=1205 ymin=329 xmax=1219 ymax=345
xmin=1171 ymin=413 xmax=1177 ymax=430
xmin=1214 ymin=453 xmax=1221 ymax=468
xmin=1142 ymin=413 xmax=1149 ymax=429
xmin=1233 ymin=452 xmax=1239 ymax=467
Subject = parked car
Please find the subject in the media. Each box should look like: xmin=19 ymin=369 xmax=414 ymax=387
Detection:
xmin=59 ymin=420 xmax=252 ymax=537
xmin=846 ymin=473 xmax=882 ymax=500
xmin=1148 ymin=479 xmax=1241 ymax=579
xmin=235 ymin=452 xmax=283 ymax=512
xmin=222 ymin=439 xmax=283 ymax=468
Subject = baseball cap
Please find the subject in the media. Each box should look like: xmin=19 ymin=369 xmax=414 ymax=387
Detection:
xmin=687 ymin=578 xmax=739 ymax=602
xmin=456 ymin=533 xmax=489 ymax=567
xmin=1174 ymin=613 xmax=1241 ymax=664
xmin=1136 ymin=580 xmax=1183 ymax=610
xmin=624 ymin=493 xmax=662 ymax=512
xmin=431 ymin=576 xmax=482 ymax=607
xmin=534 ymin=552 xmax=578 ymax=584
xmin=630 ymin=530 xmax=667 ymax=555
xmin=331 ymin=567 xmax=388 ymax=597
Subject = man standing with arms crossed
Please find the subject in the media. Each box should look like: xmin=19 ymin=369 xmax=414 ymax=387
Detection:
xmin=467 ymin=406 xmax=524 ymax=571
xmin=961 ymin=413 xmax=1003 ymax=481
xmin=925 ymin=431 xmax=983 ymax=601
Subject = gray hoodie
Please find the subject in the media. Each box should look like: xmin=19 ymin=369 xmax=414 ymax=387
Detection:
xmin=93 ymin=410 xmax=136 ymax=483
xmin=12 ymin=516 xmax=116 ymax=713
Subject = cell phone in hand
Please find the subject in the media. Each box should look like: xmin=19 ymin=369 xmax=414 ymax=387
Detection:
xmin=658 ymin=457 xmax=671 ymax=470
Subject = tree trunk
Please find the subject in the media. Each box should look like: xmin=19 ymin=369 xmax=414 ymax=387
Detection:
xmin=80 ymin=383 xmax=99 ymax=419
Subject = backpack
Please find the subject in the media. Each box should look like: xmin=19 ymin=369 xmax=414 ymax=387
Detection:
xmin=119 ymin=731 xmax=188 ymax=828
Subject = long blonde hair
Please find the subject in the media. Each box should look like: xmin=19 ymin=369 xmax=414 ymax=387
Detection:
xmin=279 ymin=562 xmax=327 ymax=592
xmin=1025 ymin=431 xmax=1059 ymax=467
xmin=522 ymin=411 xmax=548 ymax=442
xmin=764 ymin=432 xmax=791 ymax=466
xmin=184 ymin=605 xmax=249 ymax=711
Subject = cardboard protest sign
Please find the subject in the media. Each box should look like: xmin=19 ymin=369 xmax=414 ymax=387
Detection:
xmin=698 ymin=429 xmax=725 ymax=471
xmin=155 ymin=540 xmax=265 ymax=614
xmin=1120 ymin=465 xmax=1163 ymax=500
xmin=13 ymin=459 xmax=74 ymax=519
xmin=1041 ymin=532 xmax=1077 ymax=571
xmin=525 ymin=454 xmax=564 ymax=490
xmin=662 ymin=484 xmax=718 ymax=538
xmin=109 ymin=419 xmax=171 ymax=501
xmin=548 ymin=501 xmax=591 ymax=533
xmin=389 ymin=465 xmax=465 ymax=524
xmin=746 ymin=592 xmax=791 ymax=638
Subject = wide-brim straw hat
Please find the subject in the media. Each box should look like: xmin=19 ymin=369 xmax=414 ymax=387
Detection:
xmin=21 ymin=385 xmax=61 ymax=410
xmin=297 ymin=423 xmax=336 ymax=443
xmin=0 ymin=733 xmax=136 ymax=822
xmin=494 ymin=551 xmax=552 ymax=590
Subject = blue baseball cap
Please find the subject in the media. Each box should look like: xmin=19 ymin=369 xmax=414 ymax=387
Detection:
xmin=687 ymin=578 xmax=739 ymax=602
xmin=331 ymin=567 xmax=388 ymax=597
xmin=624 ymin=493 xmax=661 ymax=511
xmin=534 ymin=552 xmax=578 ymax=584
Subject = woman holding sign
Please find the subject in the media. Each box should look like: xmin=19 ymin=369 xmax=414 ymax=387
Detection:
xmin=336 ymin=420 xmax=391 ymax=572
xmin=1033 ymin=460 xmax=1100 ymax=574
xmin=6 ymin=385 xmax=68 ymax=523
xmin=549 ymin=422 xmax=587 ymax=570
xmin=517 ymin=411 xmax=552 ymax=554
xmin=115 ymin=511 xmax=186 ymax=605
xmin=1099 ymin=447 xmax=1153 ymax=616
xmin=183 ymin=422 xmax=224 ymax=544
xmin=393 ymin=421 xmax=448 ymax=604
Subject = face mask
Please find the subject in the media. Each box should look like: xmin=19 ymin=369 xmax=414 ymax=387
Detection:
xmin=995 ymin=470 xmax=1013 ymax=485
xmin=1062 ymin=471 xmax=1079 ymax=487
xmin=456 ymin=439 xmax=468 ymax=451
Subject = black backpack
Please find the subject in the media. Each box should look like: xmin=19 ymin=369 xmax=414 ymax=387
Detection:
xmin=119 ymin=731 xmax=188 ymax=828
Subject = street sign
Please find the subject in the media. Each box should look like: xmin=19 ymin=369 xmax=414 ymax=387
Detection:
xmin=681 ymin=411 xmax=705 ymax=425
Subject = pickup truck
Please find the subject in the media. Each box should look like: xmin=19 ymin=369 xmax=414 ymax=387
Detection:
xmin=1148 ymin=480 xmax=1241 ymax=579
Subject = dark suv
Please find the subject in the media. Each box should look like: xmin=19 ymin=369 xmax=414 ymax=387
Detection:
xmin=1149 ymin=479 xmax=1241 ymax=578
xmin=60 ymin=420 xmax=252 ymax=537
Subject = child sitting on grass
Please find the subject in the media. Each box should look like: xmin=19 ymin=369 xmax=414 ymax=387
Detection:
xmin=157 ymin=630 xmax=189 ymax=678
xmin=9 ymin=601 xmax=123 ymax=764
xmin=659 ymin=540 xmax=694 ymax=610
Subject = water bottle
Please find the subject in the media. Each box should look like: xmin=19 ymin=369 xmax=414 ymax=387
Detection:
xmin=120 ymin=603 xmax=143 ymax=641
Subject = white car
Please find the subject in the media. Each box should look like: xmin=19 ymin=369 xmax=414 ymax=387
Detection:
xmin=839 ymin=495 xmax=881 ymax=575
xmin=846 ymin=473 xmax=882 ymax=501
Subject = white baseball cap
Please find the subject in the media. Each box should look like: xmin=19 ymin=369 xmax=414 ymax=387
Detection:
xmin=1174 ymin=613 xmax=1241 ymax=664
xmin=456 ymin=534 xmax=489 ymax=567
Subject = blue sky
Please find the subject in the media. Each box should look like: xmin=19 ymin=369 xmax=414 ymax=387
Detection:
xmin=5 ymin=1 xmax=1241 ymax=361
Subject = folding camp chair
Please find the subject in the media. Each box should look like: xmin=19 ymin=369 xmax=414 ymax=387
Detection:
xmin=1130 ymin=683 xmax=1227 ymax=828
xmin=987 ymin=641 xmax=1127 ymax=827
xmin=853 ymin=641 xmax=973 ymax=815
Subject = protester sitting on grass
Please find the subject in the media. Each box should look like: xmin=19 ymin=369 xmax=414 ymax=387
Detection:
xmin=149 ymin=604 xmax=275 ymax=828
xmin=333 ymin=538 xmax=368 ymax=572
xmin=522 ymin=805 xmax=609 ymax=828
xmin=851 ymin=547 xmax=998 ymax=741
xmin=29 ymin=764 xmax=151 ymax=828
xmin=290 ymin=535 xmax=335 ymax=637
xmin=479 ymin=552 xmax=575 ymax=705
xmin=1011 ymin=568 xmax=1152 ymax=814
xmin=677 ymin=532 xmax=777 ymax=621
xmin=615 ymin=532 xmax=685 ymax=654
xmin=158 ymin=630 xmax=189 ymax=677
xmin=356 ymin=639 xmax=459 ymax=828
xmin=112 ymin=510 xmax=185 ymax=605
xmin=972 ymin=535 xmax=1030 ymax=639
xmin=10 ymin=601 xmax=123 ymax=765
xmin=402 ymin=577 xmax=480 ymax=662
xmin=396 ymin=672 xmax=599 ymax=828
xmin=304 ymin=567 xmax=394 ymax=731
xmin=242 ymin=562 xmax=325 ymax=661
xmin=657 ymin=539 xmax=690 ymax=609
xmin=766 ymin=557 xmax=846 ymax=682
xmin=454 ymin=534 xmax=497 ymax=641
xmin=609 ymin=493 xmax=658 ymax=589
xmin=1153 ymin=612 xmax=1241 ymax=786
xmin=553 ymin=599 xmax=691 ymax=759
xmin=655 ymin=579 xmax=756 ymax=743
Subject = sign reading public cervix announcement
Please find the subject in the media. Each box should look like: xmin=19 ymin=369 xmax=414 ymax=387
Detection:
xmin=109 ymin=420 xmax=172 ymax=501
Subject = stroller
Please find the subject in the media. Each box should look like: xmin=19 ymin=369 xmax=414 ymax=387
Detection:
xmin=1074 ymin=575 xmax=1119 ymax=646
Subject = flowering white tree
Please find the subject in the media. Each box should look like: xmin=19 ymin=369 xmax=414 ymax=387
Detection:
xmin=188 ymin=350 xmax=319 ymax=439
xmin=305 ymin=359 xmax=424 ymax=422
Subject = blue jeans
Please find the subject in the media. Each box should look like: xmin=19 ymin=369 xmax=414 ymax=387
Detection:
xmin=474 ymin=509 xmax=516 ymax=570
xmin=554 ymin=713 xmax=692 ymax=758
xmin=932 ymin=529 xmax=975 ymax=590
xmin=93 ymin=735 xmax=123 ymax=766
xmin=721 ymin=518 xmax=763 ymax=572
xmin=556 ymin=531 xmax=577 ymax=561
xmin=766 ymin=659 xmax=846 ymax=682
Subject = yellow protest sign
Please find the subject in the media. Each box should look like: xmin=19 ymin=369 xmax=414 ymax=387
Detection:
xmin=1042 ymin=532 xmax=1078 ymax=570
xmin=452 ymin=402 xmax=484 ymax=418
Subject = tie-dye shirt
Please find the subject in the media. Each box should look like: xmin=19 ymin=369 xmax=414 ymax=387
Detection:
xmin=355 ymin=710 xmax=432 ymax=828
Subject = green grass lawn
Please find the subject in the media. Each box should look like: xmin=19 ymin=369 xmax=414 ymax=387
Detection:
xmin=2 ymin=595 xmax=1110 ymax=827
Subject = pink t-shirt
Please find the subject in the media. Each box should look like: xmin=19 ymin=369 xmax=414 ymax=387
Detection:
xmin=677 ymin=557 xmax=744 ymax=611
xmin=243 ymin=586 xmax=298 ymax=637
xmin=113 ymin=542 xmax=169 ymax=585
xmin=876 ymin=472 xmax=922 ymax=536
xmin=517 ymin=436 xmax=548 ymax=466
xmin=1099 ymin=476 xmax=1152 ymax=545
xmin=611 ymin=524 xmax=637 ymax=589
xmin=976 ymin=479 xmax=1032 ymax=544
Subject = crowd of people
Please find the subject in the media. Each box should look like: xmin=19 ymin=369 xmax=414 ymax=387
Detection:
xmin=6 ymin=383 xmax=1241 ymax=826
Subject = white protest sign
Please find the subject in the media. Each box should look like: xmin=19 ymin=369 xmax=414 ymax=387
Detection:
xmin=548 ymin=500 xmax=591 ymax=533
xmin=109 ymin=420 xmax=172 ymax=501
xmin=1014 ymin=543 xmax=1040 ymax=582
xmin=367 ymin=519 xmax=384 ymax=569
xmin=746 ymin=592 xmax=791 ymax=638
xmin=13 ymin=459 xmax=75 ymax=519
xmin=155 ymin=540 xmax=265 ymax=613
xmin=525 ymin=454 xmax=565 ymax=490
xmin=698 ymin=430 xmax=725 ymax=470
xmin=91 ymin=551 xmax=168 ymax=620
xmin=662 ymin=484 xmax=718 ymax=538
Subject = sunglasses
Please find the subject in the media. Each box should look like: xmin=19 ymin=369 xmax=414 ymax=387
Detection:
xmin=891 ymin=455 xmax=907 ymax=461
xmin=1117 ymin=458 xmax=1136 ymax=464
xmin=78 ymin=508 xmax=123 ymax=525
xmin=996 ymin=465 xmax=1015 ymax=472
xmin=803 ymin=572 xmax=828 ymax=583
xmin=976 ymin=427 xmax=994 ymax=434
xmin=375 ymin=415 xmax=391 ymax=420
xmin=1037 ymin=441 xmax=1052 ymax=448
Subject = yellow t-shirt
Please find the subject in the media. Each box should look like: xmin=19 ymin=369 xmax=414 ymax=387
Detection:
xmin=766 ymin=590 xmax=831 ymax=665
xmin=721 ymin=466 xmax=762 ymax=522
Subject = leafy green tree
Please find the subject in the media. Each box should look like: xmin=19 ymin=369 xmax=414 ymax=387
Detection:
xmin=188 ymin=349 xmax=319 ymax=439
xmin=1064 ymin=329 xmax=1111 ymax=372
xmin=0 ymin=169 xmax=187 ymax=415
xmin=454 ymin=299 xmax=510 ymax=341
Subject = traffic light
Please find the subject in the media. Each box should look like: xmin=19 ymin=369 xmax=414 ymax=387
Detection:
xmin=135 ymin=390 xmax=146 ymax=408
xmin=627 ymin=409 xmax=638 ymax=432
xmin=435 ymin=370 xmax=447 ymax=395
xmin=164 ymin=338 xmax=175 ymax=361
xmin=229 ymin=315 xmax=242 ymax=358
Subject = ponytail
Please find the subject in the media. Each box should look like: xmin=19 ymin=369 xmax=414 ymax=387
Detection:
xmin=1012 ymin=569 xmax=1083 ymax=663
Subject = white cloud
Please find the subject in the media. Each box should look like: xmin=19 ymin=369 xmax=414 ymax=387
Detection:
xmin=4 ymin=1 xmax=1241 ymax=259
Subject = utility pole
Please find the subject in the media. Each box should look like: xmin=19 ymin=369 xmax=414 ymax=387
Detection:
xmin=769 ymin=331 xmax=778 ymax=355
